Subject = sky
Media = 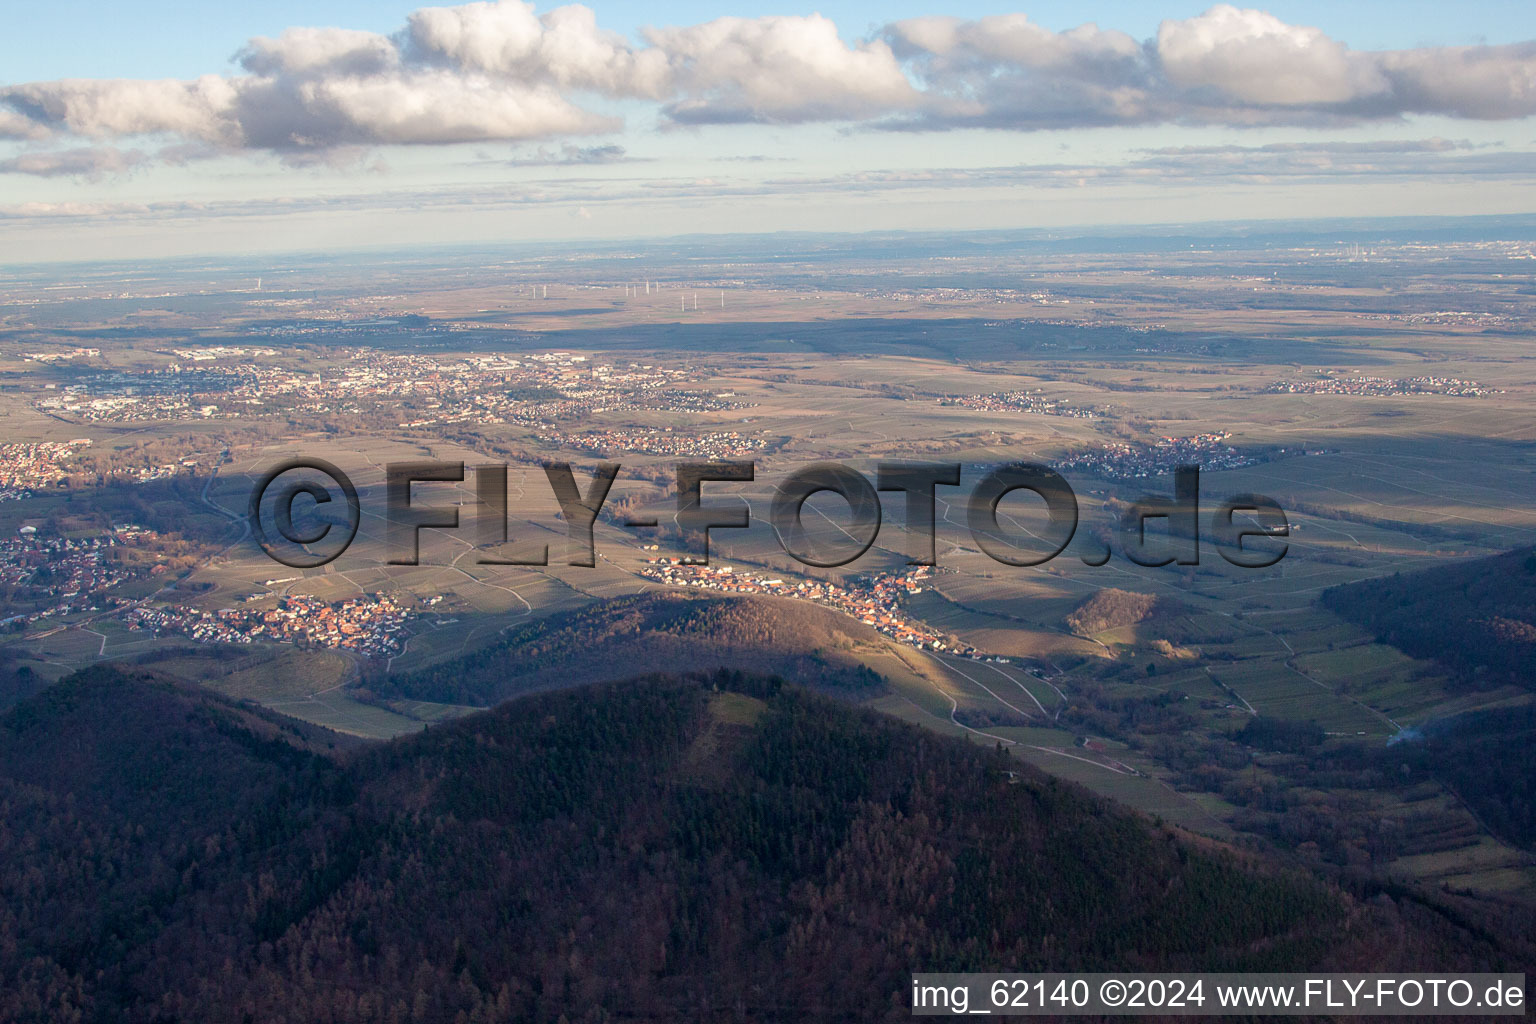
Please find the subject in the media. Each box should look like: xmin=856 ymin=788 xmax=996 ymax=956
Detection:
xmin=1 ymin=0 xmax=1534 ymax=261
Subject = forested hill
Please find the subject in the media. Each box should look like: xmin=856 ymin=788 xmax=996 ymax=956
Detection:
xmin=1065 ymin=587 xmax=1186 ymax=636
xmin=1321 ymin=547 xmax=1536 ymax=854
xmin=364 ymin=590 xmax=888 ymax=706
xmin=1321 ymin=545 xmax=1536 ymax=687
xmin=1 ymin=667 xmax=1526 ymax=1022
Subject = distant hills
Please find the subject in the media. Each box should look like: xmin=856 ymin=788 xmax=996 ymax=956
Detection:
xmin=2 ymin=666 xmax=1521 ymax=1021
xmin=364 ymin=591 xmax=889 ymax=706
xmin=1322 ymin=546 xmax=1536 ymax=688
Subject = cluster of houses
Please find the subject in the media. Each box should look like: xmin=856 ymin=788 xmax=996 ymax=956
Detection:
xmin=1266 ymin=375 xmax=1495 ymax=398
xmin=942 ymin=389 xmax=1097 ymax=418
xmin=1055 ymin=432 xmax=1278 ymax=480
xmin=34 ymin=347 xmax=747 ymax=431
xmin=638 ymin=559 xmax=968 ymax=654
xmin=0 ymin=439 xmax=90 ymax=500
xmin=1359 ymin=310 xmax=1519 ymax=328
xmin=0 ymin=525 xmax=154 ymax=624
xmin=125 ymin=592 xmax=411 ymax=657
xmin=169 ymin=346 xmax=277 ymax=361
xmin=20 ymin=347 xmax=99 ymax=363
xmin=35 ymin=367 xmax=247 ymax=421
xmin=541 ymin=428 xmax=771 ymax=459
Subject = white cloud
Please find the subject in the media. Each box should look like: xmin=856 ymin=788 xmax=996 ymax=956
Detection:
xmin=649 ymin=14 xmax=918 ymax=123
xmin=0 ymin=108 xmax=52 ymax=140
xmin=1156 ymin=5 xmax=1382 ymax=106
xmin=885 ymin=14 xmax=1153 ymax=129
xmin=1 ymin=3 xmax=1534 ymax=176
xmin=887 ymin=6 xmax=1536 ymax=130
xmin=891 ymin=14 xmax=1141 ymax=73
xmin=1376 ymin=43 xmax=1536 ymax=119
xmin=0 ymin=146 xmax=146 ymax=179
xmin=498 ymin=142 xmax=633 ymax=164
xmin=244 ymin=71 xmax=615 ymax=149
xmin=237 ymin=28 xmax=401 ymax=78
xmin=406 ymin=1 xmax=671 ymax=97
xmin=0 ymin=1 xmax=641 ymax=161
xmin=1 ymin=76 xmax=241 ymax=144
